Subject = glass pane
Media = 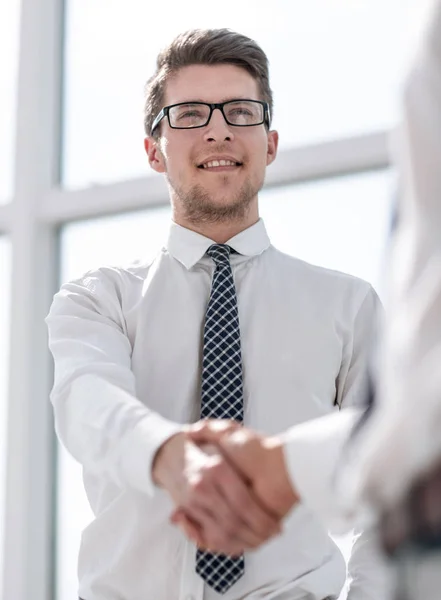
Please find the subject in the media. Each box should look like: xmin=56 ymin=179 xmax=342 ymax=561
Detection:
xmin=260 ymin=170 xmax=393 ymax=296
xmin=0 ymin=237 xmax=11 ymax=594
xmin=63 ymin=0 xmax=408 ymax=189
xmin=0 ymin=0 xmax=21 ymax=203
xmin=56 ymin=205 xmax=171 ymax=600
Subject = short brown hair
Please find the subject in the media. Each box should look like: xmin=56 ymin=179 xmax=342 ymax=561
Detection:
xmin=143 ymin=28 xmax=273 ymax=137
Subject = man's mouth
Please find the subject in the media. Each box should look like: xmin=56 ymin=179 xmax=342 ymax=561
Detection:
xmin=197 ymin=159 xmax=243 ymax=169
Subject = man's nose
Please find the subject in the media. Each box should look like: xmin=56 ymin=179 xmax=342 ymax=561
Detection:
xmin=203 ymin=108 xmax=235 ymax=142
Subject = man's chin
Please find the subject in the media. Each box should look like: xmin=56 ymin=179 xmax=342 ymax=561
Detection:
xmin=204 ymin=194 xmax=255 ymax=212
xmin=171 ymin=178 xmax=260 ymax=222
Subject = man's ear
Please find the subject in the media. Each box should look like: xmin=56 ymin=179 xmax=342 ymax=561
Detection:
xmin=144 ymin=137 xmax=166 ymax=173
xmin=266 ymin=130 xmax=279 ymax=167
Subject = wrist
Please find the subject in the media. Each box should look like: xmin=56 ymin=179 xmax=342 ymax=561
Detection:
xmin=152 ymin=431 xmax=186 ymax=488
xmin=263 ymin=436 xmax=300 ymax=508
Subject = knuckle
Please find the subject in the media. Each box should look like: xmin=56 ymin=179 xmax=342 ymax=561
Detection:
xmin=255 ymin=514 xmax=275 ymax=536
xmin=210 ymin=531 xmax=228 ymax=549
xmin=229 ymin=543 xmax=244 ymax=557
xmin=210 ymin=461 xmax=224 ymax=479
xmin=223 ymin=520 xmax=238 ymax=537
xmin=252 ymin=510 xmax=269 ymax=528
xmin=230 ymin=486 xmax=249 ymax=510
xmin=190 ymin=476 xmax=209 ymax=496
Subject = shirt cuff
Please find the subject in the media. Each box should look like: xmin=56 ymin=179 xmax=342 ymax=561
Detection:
xmin=280 ymin=408 xmax=359 ymax=528
xmin=118 ymin=412 xmax=183 ymax=497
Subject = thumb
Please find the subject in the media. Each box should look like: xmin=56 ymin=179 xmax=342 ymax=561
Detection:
xmin=215 ymin=430 xmax=258 ymax=479
xmin=186 ymin=419 xmax=240 ymax=445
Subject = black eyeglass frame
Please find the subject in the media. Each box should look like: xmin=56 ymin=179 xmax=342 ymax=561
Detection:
xmin=150 ymin=99 xmax=271 ymax=136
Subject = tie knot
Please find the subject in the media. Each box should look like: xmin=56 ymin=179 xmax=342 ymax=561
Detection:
xmin=207 ymin=244 xmax=232 ymax=266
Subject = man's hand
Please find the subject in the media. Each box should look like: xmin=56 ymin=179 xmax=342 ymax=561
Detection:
xmin=171 ymin=421 xmax=300 ymax=551
xmin=152 ymin=425 xmax=282 ymax=556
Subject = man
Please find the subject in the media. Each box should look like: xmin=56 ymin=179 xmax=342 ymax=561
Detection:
xmin=177 ymin=2 xmax=441 ymax=598
xmin=46 ymin=29 xmax=385 ymax=600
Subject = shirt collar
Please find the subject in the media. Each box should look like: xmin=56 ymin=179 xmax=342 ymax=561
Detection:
xmin=166 ymin=218 xmax=271 ymax=270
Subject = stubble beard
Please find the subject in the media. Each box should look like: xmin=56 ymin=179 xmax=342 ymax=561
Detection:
xmin=168 ymin=174 xmax=264 ymax=225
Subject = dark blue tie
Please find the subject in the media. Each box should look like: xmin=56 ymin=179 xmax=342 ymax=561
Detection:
xmin=195 ymin=244 xmax=245 ymax=594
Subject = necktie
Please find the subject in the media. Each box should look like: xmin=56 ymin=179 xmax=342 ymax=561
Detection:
xmin=195 ymin=243 xmax=245 ymax=594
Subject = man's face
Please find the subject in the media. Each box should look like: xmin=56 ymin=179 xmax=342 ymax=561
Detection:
xmin=145 ymin=64 xmax=278 ymax=224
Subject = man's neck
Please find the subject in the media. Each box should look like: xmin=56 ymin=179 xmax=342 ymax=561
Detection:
xmin=173 ymin=213 xmax=260 ymax=244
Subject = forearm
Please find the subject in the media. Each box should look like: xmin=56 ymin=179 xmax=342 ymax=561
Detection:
xmin=46 ymin=275 xmax=182 ymax=496
xmin=53 ymin=373 xmax=182 ymax=495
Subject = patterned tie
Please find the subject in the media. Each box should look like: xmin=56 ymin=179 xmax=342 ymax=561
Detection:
xmin=195 ymin=243 xmax=245 ymax=594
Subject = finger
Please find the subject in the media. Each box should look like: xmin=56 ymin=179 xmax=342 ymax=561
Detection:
xmin=187 ymin=419 xmax=241 ymax=445
xmin=199 ymin=443 xmax=222 ymax=457
xmin=190 ymin=457 xmax=281 ymax=549
xmin=210 ymin=481 xmax=271 ymax=549
xmin=182 ymin=445 xmax=269 ymax=552
xmin=215 ymin=465 xmax=282 ymax=546
xmin=185 ymin=495 xmax=246 ymax=556
xmin=170 ymin=507 xmax=189 ymax=525
xmin=190 ymin=461 xmax=272 ymax=549
xmin=182 ymin=455 xmax=244 ymax=551
xmin=187 ymin=476 xmax=260 ymax=549
xmin=182 ymin=476 xmax=248 ymax=554
xmin=189 ymin=448 xmax=281 ymax=548
xmin=171 ymin=509 xmax=206 ymax=547
xmin=173 ymin=511 xmax=242 ymax=556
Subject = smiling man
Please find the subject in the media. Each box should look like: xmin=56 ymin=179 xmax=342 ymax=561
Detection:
xmin=144 ymin=60 xmax=277 ymax=244
xmin=46 ymin=29 xmax=387 ymax=600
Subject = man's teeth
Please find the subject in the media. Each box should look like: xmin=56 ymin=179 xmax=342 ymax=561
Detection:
xmin=202 ymin=159 xmax=237 ymax=168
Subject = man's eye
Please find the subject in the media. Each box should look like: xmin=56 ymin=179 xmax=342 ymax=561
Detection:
xmin=176 ymin=110 xmax=204 ymax=120
xmin=181 ymin=111 xmax=201 ymax=118
xmin=229 ymin=108 xmax=252 ymax=116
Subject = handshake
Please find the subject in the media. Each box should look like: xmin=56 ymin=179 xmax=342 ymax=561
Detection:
xmin=152 ymin=420 xmax=299 ymax=556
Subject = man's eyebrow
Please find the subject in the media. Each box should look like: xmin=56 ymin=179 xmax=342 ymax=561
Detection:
xmin=172 ymin=97 xmax=251 ymax=104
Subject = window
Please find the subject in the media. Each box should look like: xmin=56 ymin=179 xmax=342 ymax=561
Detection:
xmin=0 ymin=237 xmax=11 ymax=594
xmin=55 ymin=171 xmax=391 ymax=598
xmin=260 ymin=170 xmax=393 ymax=295
xmin=62 ymin=0 xmax=406 ymax=188
xmin=0 ymin=0 xmax=21 ymax=203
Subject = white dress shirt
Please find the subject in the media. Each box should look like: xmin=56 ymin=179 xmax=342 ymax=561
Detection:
xmin=46 ymin=218 xmax=380 ymax=600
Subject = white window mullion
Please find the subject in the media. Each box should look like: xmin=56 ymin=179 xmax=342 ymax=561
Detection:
xmin=1 ymin=1 xmax=64 ymax=600
xmin=265 ymin=130 xmax=390 ymax=187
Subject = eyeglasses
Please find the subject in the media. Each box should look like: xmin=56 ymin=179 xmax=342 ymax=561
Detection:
xmin=150 ymin=99 xmax=270 ymax=135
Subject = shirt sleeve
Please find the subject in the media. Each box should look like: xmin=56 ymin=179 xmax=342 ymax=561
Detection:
xmin=342 ymin=0 xmax=441 ymax=510
xmin=45 ymin=267 xmax=182 ymax=497
xmin=280 ymin=408 xmax=359 ymax=525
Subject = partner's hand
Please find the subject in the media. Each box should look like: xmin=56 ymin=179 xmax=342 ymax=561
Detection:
xmin=152 ymin=424 xmax=282 ymax=555
xmin=172 ymin=420 xmax=299 ymax=549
